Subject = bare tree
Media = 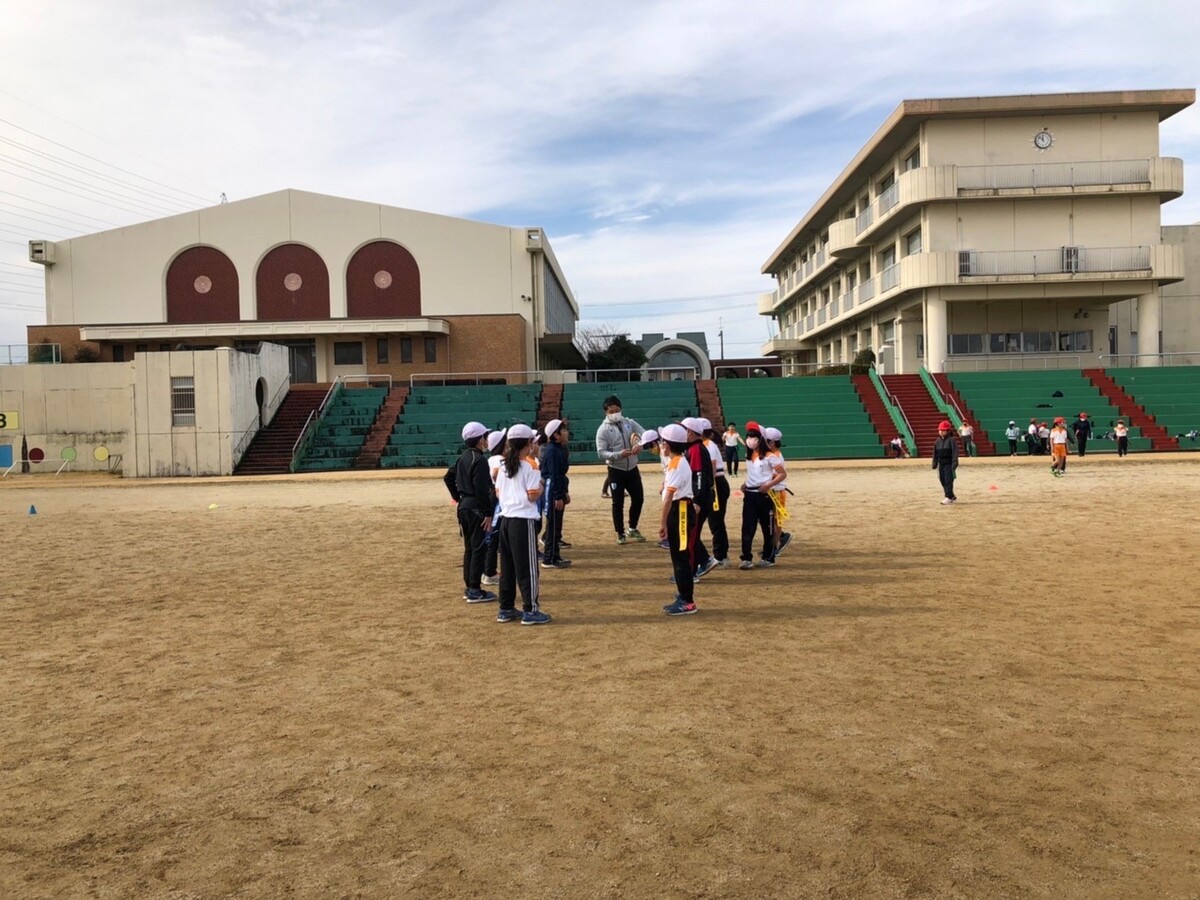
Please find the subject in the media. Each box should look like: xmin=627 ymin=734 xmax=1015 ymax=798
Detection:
xmin=576 ymin=323 xmax=628 ymax=359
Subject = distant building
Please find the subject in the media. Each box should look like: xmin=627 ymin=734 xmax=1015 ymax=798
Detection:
xmin=758 ymin=89 xmax=1195 ymax=373
xmin=27 ymin=189 xmax=584 ymax=384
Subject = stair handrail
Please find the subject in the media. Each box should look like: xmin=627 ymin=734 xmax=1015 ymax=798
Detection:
xmin=1099 ymin=351 xmax=1200 ymax=368
xmin=868 ymin=368 xmax=916 ymax=453
xmin=919 ymin=368 xmax=965 ymax=431
xmin=233 ymin=375 xmax=292 ymax=466
xmin=290 ymin=377 xmax=345 ymax=473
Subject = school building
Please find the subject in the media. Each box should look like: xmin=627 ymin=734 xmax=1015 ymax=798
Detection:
xmin=758 ymin=89 xmax=1197 ymax=373
xmin=26 ymin=188 xmax=584 ymax=383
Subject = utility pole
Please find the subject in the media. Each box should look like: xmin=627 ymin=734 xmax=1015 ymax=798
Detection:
xmin=718 ymin=317 xmax=724 ymax=358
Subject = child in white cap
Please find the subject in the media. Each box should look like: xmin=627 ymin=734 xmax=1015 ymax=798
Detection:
xmin=539 ymin=419 xmax=572 ymax=569
xmin=494 ymin=424 xmax=552 ymax=625
xmin=481 ymin=429 xmax=507 ymax=586
xmin=658 ymin=424 xmax=698 ymax=616
xmin=447 ymin=421 xmax=495 ymax=603
xmin=763 ymin=427 xmax=792 ymax=558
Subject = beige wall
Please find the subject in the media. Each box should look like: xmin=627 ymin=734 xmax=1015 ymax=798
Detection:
xmin=952 ymin=195 xmax=1161 ymax=251
xmin=1110 ymin=223 xmax=1200 ymax=358
xmin=924 ymin=112 xmax=1160 ymax=167
xmin=129 ymin=345 xmax=289 ymax=477
xmin=0 ymin=362 xmax=133 ymax=472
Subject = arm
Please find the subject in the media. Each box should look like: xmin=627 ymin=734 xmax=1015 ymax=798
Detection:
xmin=659 ymin=487 xmax=675 ymax=541
xmin=595 ymin=424 xmax=621 ymax=463
xmin=763 ymin=461 xmax=787 ymax=491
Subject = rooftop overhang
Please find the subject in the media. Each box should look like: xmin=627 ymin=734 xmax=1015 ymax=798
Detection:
xmin=79 ymin=317 xmax=451 ymax=341
xmin=762 ymin=88 xmax=1196 ymax=274
xmin=540 ymin=332 xmax=586 ymax=368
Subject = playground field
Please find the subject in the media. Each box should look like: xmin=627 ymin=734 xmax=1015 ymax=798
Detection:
xmin=2 ymin=455 xmax=1198 ymax=898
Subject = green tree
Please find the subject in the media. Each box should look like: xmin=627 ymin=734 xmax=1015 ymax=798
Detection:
xmin=588 ymin=335 xmax=648 ymax=381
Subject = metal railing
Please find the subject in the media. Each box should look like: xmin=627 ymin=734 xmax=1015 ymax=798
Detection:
xmin=411 ymin=370 xmax=544 ymax=387
xmin=817 ymin=308 xmax=827 ymax=325
xmin=1099 ymin=351 xmax=1200 ymax=367
xmin=870 ymin=366 xmax=916 ymax=453
xmin=942 ymin=354 xmax=1083 ymax=372
xmin=962 ymin=245 xmax=1150 ymax=277
xmin=880 ymin=263 xmax=900 ymax=292
xmin=859 ymin=278 xmax=876 ymax=303
xmin=573 ymin=366 xmax=698 ymax=383
xmin=1 ymin=343 xmax=61 ymax=365
xmin=714 ymin=363 xmax=786 ymax=378
xmin=878 ymin=182 xmax=899 ymax=214
xmin=232 ymin=375 xmax=292 ymax=466
xmin=958 ymin=158 xmax=1152 ymax=191
xmin=854 ymin=206 xmax=874 ymax=233
xmin=290 ymin=378 xmax=345 ymax=472
xmin=840 ymin=289 xmax=855 ymax=312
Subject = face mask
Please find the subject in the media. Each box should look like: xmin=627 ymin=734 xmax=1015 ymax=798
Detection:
xmin=745 ymin=437 xmax=759 ymax=450
xmin=606 ymin=412 xmax=622 ymax=424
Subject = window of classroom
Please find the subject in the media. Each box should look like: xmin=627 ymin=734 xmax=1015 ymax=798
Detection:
xmin=400 ymin=338 xmax=413 ymax=363
xmin=334 ymin=341 xmax=364 ymax=366
xmin=377 ymin=338 xmax=389 ymax=364
xmin=424 ymin=337 xmax=437 ymax=363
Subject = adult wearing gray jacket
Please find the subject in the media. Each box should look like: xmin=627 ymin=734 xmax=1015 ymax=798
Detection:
xmin=595 ymin=394 xmax=647 ymax=545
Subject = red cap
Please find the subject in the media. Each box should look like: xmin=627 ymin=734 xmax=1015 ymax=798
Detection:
xmin=746 ymin=420 xmax=761 ymax=433
xmin=938 ymin=420 xmax=951 ymax=431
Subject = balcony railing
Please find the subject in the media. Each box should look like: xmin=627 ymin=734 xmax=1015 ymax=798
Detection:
xmin=878 ymin=182 xmax=899 ymax=214
xmin=961 ymin=245 xmax=1151 ymax=277
xmin=854 ymin=206 xmax=874 ymax=233
xmin=957 ymin=158 xmax=1152 ymax=191
xmin=817 ymin=308 xmax=827 ymax=325
xmin=841 ymin=289 xmax=854 ymax=312
xmin=859 ymin=278 xmax=875 ymax=303
xmin=880 ymin=263 xmax=900 ymax=292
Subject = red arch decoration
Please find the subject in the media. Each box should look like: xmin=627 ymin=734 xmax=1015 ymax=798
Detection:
xmin=256 ymin=244 xmax=330 ymax=321
xmin=346 ymin=240 xmax=421 ymax=318
xmin=166 ymin=246 xmax=239 ymax=324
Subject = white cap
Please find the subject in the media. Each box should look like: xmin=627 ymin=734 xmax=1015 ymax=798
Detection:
xmin=763 ymin=426 xmax=783 ymax=442
xmin=486 ymin=430 xmax=506 ymax=452
xmin=506 ymin=423 xmax=535 ymax=440
xmin=696 ymin=417 xmax=712 ymax=432
xmin=544 ymin=418 xmax=564 ymax=438
xmin=639 ymin=428 xmax=660 ymax=445
xmin=461 ymin=421 xmax=488 ymax=442
xmin=660 ymin=423 xmax=688 ymax=443
xmin=681 ymin=417 xmax=704 ymax=433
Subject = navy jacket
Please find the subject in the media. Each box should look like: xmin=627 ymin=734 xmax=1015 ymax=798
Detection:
xmin=539 ymin=441 xmax=571 ymax=501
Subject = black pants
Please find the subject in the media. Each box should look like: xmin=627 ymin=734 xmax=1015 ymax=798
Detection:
xmin=498 ymin=517 xmax=540 ymax=613
xmin=458 ymin=506 xmax=488 ymax=590
xmin=543 ymin=498 xmax=566 ymax=562
xmin=668 ymin=499 xmax=696 ymax=603
xmin=938 ymin=464 xmax=956 ymax=500
xmin=484 ymin=510 xmax=499 ymax=578
xmin=1117 ymin=436 xmax=1128 ymax=456
xmin=607 ymin=466 xmax=644 ymax=536
xmin=740 ymin=491 xmax=776 ymax=562
xmin=724 ymin=446 xmax=739 ymax=476
xmin=1008 ymin=439 xmax=1017 ymax=456
xmin=1077 ymin=435 xmax=1088 ymax=457
xmin=710 ymin=477 xmax=731 ymax=561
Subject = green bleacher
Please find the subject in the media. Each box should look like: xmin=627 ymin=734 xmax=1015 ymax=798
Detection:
xmin=560 ymin=381 xmax=698 ymax=457
xmin=717 ymin=376 xmax=883 ymax=459
xmin=380 ymin=383 xmax=541 ymax=469
xmin=947 ymin=370 xmax=1151 ymax=454
xmin=296 ymin=386 xmax=388 ymax=472
xmin=1105 ymin=366 xmax=1200 ymax=450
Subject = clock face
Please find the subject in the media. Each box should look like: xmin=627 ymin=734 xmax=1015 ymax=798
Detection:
xmin=1034 ymin=129 xmax=1053 ymax=150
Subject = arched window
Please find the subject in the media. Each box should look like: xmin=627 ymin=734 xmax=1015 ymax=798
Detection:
xmin=256 ymin=243 xmax=330 ymax=321
xmin=346 ymin=240 xmax=421 ymax=318
xmin=166 ymin=246 xmax=239 ymax=323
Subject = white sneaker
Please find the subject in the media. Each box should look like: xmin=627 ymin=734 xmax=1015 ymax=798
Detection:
xmin=940 ymin=498 xmax=954 ymax=505
xmin=481 ymin=574 xmax=499 ymax=585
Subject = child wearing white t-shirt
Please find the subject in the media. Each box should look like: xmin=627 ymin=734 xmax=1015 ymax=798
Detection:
xmin=658 ymin=424 xmax=697 ymax=616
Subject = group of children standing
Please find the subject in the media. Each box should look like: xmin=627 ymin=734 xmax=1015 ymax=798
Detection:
xmin=445 ymin=406 xmax=795 ymax=624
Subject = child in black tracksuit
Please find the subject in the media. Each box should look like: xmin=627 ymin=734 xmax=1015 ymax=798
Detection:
xmin=444 ymin=421 xmax=496 ymax=602
xmin=932 ymin=421 xmax=959 ymax=505
xmin=539 ymin=419 xmax=571 ymax=568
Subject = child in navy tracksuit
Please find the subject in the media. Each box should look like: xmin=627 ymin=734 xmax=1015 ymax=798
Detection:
xmin=539 ymin=419 xmax=571 ymax=569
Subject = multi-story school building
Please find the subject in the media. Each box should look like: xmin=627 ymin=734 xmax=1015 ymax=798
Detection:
xmin=26 ymin=189 xmax=584 ymax=383
xmin=758 ymin=89 xmax=1196 ymax=373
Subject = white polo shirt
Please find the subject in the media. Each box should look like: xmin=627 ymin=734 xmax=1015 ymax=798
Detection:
xmin=662 ymin=455 xmax=694 ymax=502
xmin=495 ymin=458 xmax=542 ymax=519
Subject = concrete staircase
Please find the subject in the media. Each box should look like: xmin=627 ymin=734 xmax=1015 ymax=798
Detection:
xmin=932 ymin=374 xmax=997 ymax=455
xmin=234 ymin=385 xmax=329 ymax=475
xmin=1083 ymin=368 xmax=1179 ymax=451
xmin=354 ymin=386 xmax=411 ymax=469
xmin=849 ymin=375 xmax=893 ymax=457
xmin=881 ymin=374 xmax=948 ymax=458
xmin=535 ymin=383 xmax=563 ymax=434
xmin=695 ymin=379 xmax=723 ymax=430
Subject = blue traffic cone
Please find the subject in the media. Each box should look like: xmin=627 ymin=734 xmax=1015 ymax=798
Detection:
xmin=28 ymin=504 xmax=37 ymax=515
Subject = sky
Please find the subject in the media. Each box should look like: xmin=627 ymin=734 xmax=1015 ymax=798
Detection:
xmin=2 ymin=0 xmax=1199 ymax=359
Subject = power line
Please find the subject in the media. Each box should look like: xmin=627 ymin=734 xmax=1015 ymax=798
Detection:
xmin=2 ymin=191 xmax=159 ymax=233
xmin=0 ymin=189 xmax=119 ymax=226
xmin=0 ymin=110 xmax=216 ymax=204
xmin=0 ymin=279 xmax=44 ymax=290
xmin=0 ymin=166 xmax=191 ymax=220
xmin=0 ymin=209 xmax=100 ymax=235
xmin=583 ymin=289 xmax=761 ymax=308
xmin=0 ymin=157 xmax=188 ymax=217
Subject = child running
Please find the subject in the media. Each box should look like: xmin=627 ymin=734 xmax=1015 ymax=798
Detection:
xmin=494 ymin=424 xmax=552 ymax=625
xmin=658 ymin=424 xmax=698 ymax=616
xmin=1050 ymin=416 xmax=1070 ymax=476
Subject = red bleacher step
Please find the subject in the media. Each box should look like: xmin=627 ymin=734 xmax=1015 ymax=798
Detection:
xmin=1082 ymin=368 xmax=1179 ymax=451
xmin=849 ymin=375 xmax=892 ymax=457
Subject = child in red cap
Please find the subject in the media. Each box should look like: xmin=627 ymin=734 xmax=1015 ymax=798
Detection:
xmin=932 ymin=420 xmax=959 ymax=505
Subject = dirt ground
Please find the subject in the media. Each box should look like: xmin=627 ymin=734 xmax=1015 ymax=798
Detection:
xmin=2 ymin=455 xmax=1199 ymax=899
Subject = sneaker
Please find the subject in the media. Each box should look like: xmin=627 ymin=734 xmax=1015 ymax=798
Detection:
xmin=664 ymin=598 xmax=698 ymax=616
xmin=940 ymin=498 xmax=954 ymax=505
xmin=715 ymin=558 xmax=730 ymax=569
xmin=739 ymin=560 xmax=754 ymax=570
xmin=658 ymin=539 xmax=670 ymax=550
xmin=496 ymin=607 xmax=522 ymax=623
xmin=538 ymin=538 xmax=545 ymax=551
xmin=625 ymin=528 xmax=647 ymax=542
xmin=464 ymin=588 xmax=496 ymax=603
xmin=616 ymin=534 xmax=627 ymax=546
xmin=481 ymin=574 xmax=500 ymax=586
xmin=757 ymin=559 xmax=776 ymax=568
xmin=540 ymin=558 xmax=572 ymax=569
xmin=521 ymin=610 xmax=552 ymax=626
xmin=695 ymin=557 xmax=718 ymax=579
xmin=663 ymin=594 xmax=683 ymax=611
xmin=775 ymin=533 xmax=793 ymax=556
xmin=559 ymin=540 xmax=572 ymax=548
